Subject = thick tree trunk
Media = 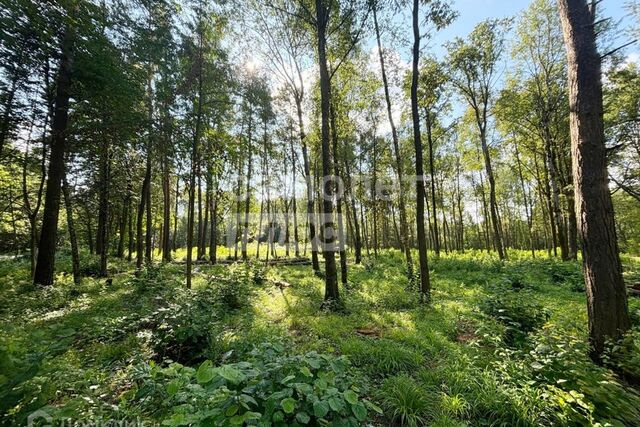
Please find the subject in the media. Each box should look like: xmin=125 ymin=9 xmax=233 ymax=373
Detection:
xmin=33 ymin=27 xmax=74 ymax=287
xmin=558 ymin=0 xmax=630 ymax=360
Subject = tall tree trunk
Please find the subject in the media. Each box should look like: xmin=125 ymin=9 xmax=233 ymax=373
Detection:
xmin=515 ymin=143 xmax=535 ymax=257
xmin=290 ymin=137 xmax=300 ymax=257
xmin=96 ymin=138 xmax=110 ymax=276
xmin=373 ymin=5 xmax=413 ymax=276
xmin=33 ymin=26 xmax=74 ymax=287
xmin=295 ymin=94 xmax=319 ymax=270
xmin=136 ymin=166 xmax=149 ymax=269
xmin=479 ymin=127 xmax=505 ymax=259
xmin=545 ymin=138 xmax=569 ymax=260
xmin=173 ymin=175 xmax=179 ymax=252
xmin=162 ymin=157 xmax=172 ymax=262
xmin=186 ymin=91 xmax=203 ymax=288
xmin=329 ymin=100 xmax=347 ymax=285
xmin=412 ymin=0 xmax=431 ymax=301
xmin=425 ymin=108 xmax=440 ymax=258
xmin=558 ymin=0 xmax=631 ymax=361
xmin=62 ymin=173 xmax=80 ymax=285
xmin=210 ymin=186 xmax=219 ymax=264
xmin=345 ymin=153 xmax=362 ymax=264
xmin=315 ymin=0 xmax=339 ymax=305
xmin=117 ymin=193 xmax=128 ymax=258
xmin=242 ymin=111 xmax=253 ymax=261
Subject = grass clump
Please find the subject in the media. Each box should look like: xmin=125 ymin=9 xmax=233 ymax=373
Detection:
xmin=341 ymin=338 xmax=424 ymax=376
xmin=379 ymin=374 xmax=434 ymax=427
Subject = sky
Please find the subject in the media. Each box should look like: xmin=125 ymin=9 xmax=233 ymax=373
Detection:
xmin=429 ymin=0 xmax=639 ymax=61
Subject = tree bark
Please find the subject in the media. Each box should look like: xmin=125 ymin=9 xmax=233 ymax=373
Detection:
xmin=412 ymin=0 xmax=431 ymax=301
xmin=425 ymin=108 xmax=440 ymax=258
xmin=315 ymin=0 xmax=339 ymax=304
xmin=62 ymin=173 xmax=80 ymax=285
xmin=33 ymin=26 xmax=74 ymax=287
xmin=558 ymin=0 xmax=630 ymax=360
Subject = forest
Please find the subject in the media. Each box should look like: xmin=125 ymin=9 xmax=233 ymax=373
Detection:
xmin=1 ymin=0 xmax=640 ymax=425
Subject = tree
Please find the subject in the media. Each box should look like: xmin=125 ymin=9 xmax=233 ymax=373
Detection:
xmin=447 ymin=18 xmax=511 ymax=260
xmin=409 ymin=0 xmax=455 ymax=302
xmin=557 ymin=0 xmax=631 ymax=360
xmin=33 ymin=17 xmax=75 ymax=287
xmin=372 ymin=1 xmax=414 ymax=276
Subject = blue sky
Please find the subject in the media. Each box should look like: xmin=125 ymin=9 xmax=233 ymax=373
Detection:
xmin=427 ymin=0 xmax=639 ymax=60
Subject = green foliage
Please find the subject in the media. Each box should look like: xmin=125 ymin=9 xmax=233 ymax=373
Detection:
xmin=479 ymin=290 xmax=550 ymax=346
xmin=341 ymin=338 xmax=423 ymax=375
xmin=603 ymin=326 xmax=640 ymax=381
xmin=122 ymin=342 xmax=380 ymax=426
xmin=546 ymin=261 xmax=584 ymax=292
xmin=379 ymin=375 xmax=434 ymax=427
xmin=145 ymin=286 xmax=219 ymax=364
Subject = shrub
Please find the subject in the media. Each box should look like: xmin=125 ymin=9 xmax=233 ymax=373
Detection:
xmin=379 ymin=375 xmax=434 ymax=427
xmin=479 ymin=291 xmax=550 ymax=346
xmin=210 ymin=262 xmax=257 ymax=310
xmin=603 ymin=326 xmax=640 ymax=381
xmin=123 ymin=342 xmax=381 ymax=426
xmin=145 ymin=286 xmax=219 ymax=364
xmin=546 ymin=261 xmax=584 ymax=292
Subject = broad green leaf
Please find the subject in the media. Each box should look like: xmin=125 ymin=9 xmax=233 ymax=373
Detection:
xmin=166 ymin=379 xmax=180 ymax=396
xmin=313 ymin=400 xmax=330 ymax=418
xmin=352 ymin=402 xmax=367 ymax=421
xmin=328 ymin=397 xmax=344 ymax=412
xmin=196 ymin=360 xmax=215 ymax=384
xmin=296 ymin=411 xmax=311 ymax=424
xmin=281 ymin=397 xmax=297 ymax=414
xmin=344 ymin=390 xmax=358 ymax=405
xmin=219 ymin=365 xmax=245 ymax=384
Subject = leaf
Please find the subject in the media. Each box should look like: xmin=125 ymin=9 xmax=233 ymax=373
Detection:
xmin=351 ymin=402 xmax=367 ymax=421
xmin=296 ymin=411 xmax=311 ymax=424
xmin=364 ymin=400 xmax=384 ymax=414
xmin=196 ymin=360 xmax=215 ymax=384
xmin=343 ymin=390 xmax=358 ymax=405
xmin=300 ymin=366 xmax=313 ymax=377
xmin=328 ymin=397 xmax=345 ymax=412
xmin=218 ymin=365 xmax=246 ymax=385
xmin=313 ymin=400 xmax=330 ymax=418
xmin=281 ymin=374 xmax=296 ymax=384
xmin=530 ymin=361 xmax=544 ymax=370
xmin=166 ymin=379 xmax=181 ymax=396
xmin=225 ymin=404 xmax=239 ymax=417
xmin=281 ymin=397 xmax=297 ymax=414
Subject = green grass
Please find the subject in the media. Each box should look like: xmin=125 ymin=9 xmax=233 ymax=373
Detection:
xmin=1 ymin=247 xmax=640 ymax=425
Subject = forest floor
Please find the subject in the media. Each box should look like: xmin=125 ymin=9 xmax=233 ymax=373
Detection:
xmin=2 ymin=248 xmax=640 ymax=426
